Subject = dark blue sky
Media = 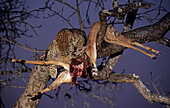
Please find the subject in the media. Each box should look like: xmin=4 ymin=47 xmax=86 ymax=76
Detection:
xmin=1 ymin=0 xmax=170 ymax=108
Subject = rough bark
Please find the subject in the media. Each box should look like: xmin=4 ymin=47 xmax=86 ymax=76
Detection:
xmin=93 ymin=73 xmax=170 ymax=105
xmin=14 ymin=65 xmax=49 ymax=108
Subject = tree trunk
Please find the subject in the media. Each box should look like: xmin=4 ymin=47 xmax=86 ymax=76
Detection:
xmin=13 ymin=65 xmax=49 ymax=108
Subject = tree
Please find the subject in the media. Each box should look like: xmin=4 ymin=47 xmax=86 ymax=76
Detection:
xmin=1 ymin=0 xmax=170 ymax=108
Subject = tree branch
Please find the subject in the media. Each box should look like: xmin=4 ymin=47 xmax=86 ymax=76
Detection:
xmin=0 ymin=35 xmax=46 ymax=52
xmin=46 ymin=6 xmax=74 ymax=28
xmin=14 ymin=65 xmax=49 ymax=108
xmin=0 ymin=82 xmax=25 ymax=89
xmin=93 ymin=72 xmax=170 ymax=105
xmin=97 ymin=12 xmax=170 ymax=58
xmin=55 ymin=0 xmax=78 ymax=12
xmin=76 ymin=0 xmax=84 ymax=31
xmin=156 ymin=37 xmax=170 ymax=47
xmin=0 ymin=69 xmax=31 ymax=75
xmin=133 ymin=78 xmax=170 ymax=104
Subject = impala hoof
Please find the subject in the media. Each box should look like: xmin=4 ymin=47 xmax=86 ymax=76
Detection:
xmin=92 ymin=67 xmax=98 ymax=76
xmin=92 ymin=72 xmax=98 ymax=76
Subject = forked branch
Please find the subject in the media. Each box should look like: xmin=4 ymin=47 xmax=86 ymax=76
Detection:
xmin=0 ymin=35 xmax=46 ymax=53
xmin=93 ymin=72 xmax=170 ymax=105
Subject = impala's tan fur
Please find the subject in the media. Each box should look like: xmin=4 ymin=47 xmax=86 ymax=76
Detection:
xmin=104 ymin=25 xmax=160 ymax=58
xmin=29 ymin=70 xmax=72 ymax=97
xmin=12 ymin=59 xmax=70 ymax=70
xmin=85 ymin=22 xmax=159 ymax=73
xmin=85 ymin=22 xmax=100 ymax=70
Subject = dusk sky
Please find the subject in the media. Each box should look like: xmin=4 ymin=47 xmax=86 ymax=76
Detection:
xmin=1 ymin=0 xmax=170 ymax=108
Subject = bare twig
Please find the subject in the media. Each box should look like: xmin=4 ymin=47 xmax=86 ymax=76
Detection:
xmin=76 ymin=0 xmax=85 ymax=31
xmin=89 ymin=92 xmax=114 ymax=106
xmin=86 ymin=0 xmax=92 ymax=25
xmin=93 ymin=73 xmax=170 ymax=105
xmin=133 ymin=77 xmax=170 ymax=105
xmin=0 ymin=82 xmax=25 ymax=89
xmin=0 ymin=69 xmax=31 ymax=75
xmin=0 ymin=35 xmax=46 ymax=52
xmin=78 ymin=0 xmax=104 ymax=9
xmin=56 ymin=0 xmax=78 ymax=12
xmin=156 ymin=37 xmax=170 ymax=47
xmin=112 ymin=0 xmax=118 ymax=9
xmin=46 ymin=6 xmax=74 ymax=28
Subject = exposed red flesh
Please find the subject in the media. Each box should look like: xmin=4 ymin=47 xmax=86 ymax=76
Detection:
xmin=70 ymin=58 xmax=90 ymax=85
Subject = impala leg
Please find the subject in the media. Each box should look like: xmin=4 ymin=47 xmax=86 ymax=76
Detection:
xmin=104 ymin=36 xmax=156 ymax=59
xmin=11 ymin=59 xmax=70 ymax=71
xmin=117 ymin=35 xmax=160 ymax=55
xmin=85 ymin=40 xmax=98 ymax=76
xmin=105 ymin=25 xmax=159 ymax=58
xmin=129 ymin=41 xmax=160 ymax=55
xmin=29 ymin=71 xmax=72 ymax=97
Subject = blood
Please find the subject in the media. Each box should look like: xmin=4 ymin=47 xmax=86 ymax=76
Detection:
xmin=70 ymin=58 xmax=90 ymax=86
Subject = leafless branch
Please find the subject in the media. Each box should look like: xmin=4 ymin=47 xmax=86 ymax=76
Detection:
xmin=78 ymin=0 xmax=104 ymax=9
xmin=44 ymin=6 xmax=74 ymax=28
xmin=0 ymin=35 xmax=46 ymax=52
xmin=112 ymin=0 xmax=118 ymax=9
xmin=85 ymin=0 xmax=92 ymax=25
xmin=0 ymin=0 xmax=50 ymax=73
xmin=0 ymin=69 xmax=31 ymax=75
xmin=76 ymin=0 xmax=85 ymax=31
xmin=93 ymin=73 xmax=170 ymax=105
xmin=56 ymin=0 xmax=78 ymax=12
xmin=0 ymin=82 xmax=25 ymax=89
xmin=89 ymin=92 xmax=114 ymax=107
xmin=156 ymin=37 xmax=170 ymax=47
xmin=14 ymin=64 xmax=49 ymax=108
